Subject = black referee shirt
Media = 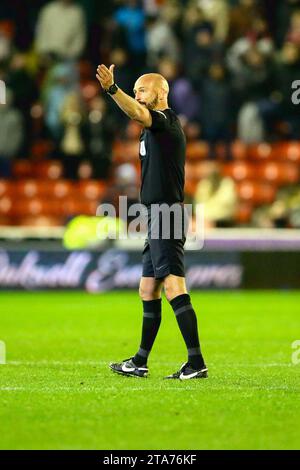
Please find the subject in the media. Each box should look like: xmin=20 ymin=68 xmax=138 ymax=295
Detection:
xmin=139 ymin=108 xmax=186 ymax=205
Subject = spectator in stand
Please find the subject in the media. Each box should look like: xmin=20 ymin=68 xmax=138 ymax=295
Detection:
xmin=226 ymin=16 xmax=274 ymax=72
xmin=145 ymin=13 xmax=180 ymax=68
xmin=0 ymin=29 xmax=11 ymax=63
xmin=60 ymin=91 xmax=86 ymax=179
xmin=41 ymin=61 xmax=79 ymax=144
xmin=4 ymin=52 xmax=38 ymax=154
xmin=183 ymin=21 xmax=223 ymax=90
xmin=200 ymin=62 xmax=232 ymax=159
xmin=252 ymin=185 xmax=300 ymax=228
xmin=157 ymin=57 xmax=200 ymax=123
xmin=275 ymin=0 xmax=300 ymax=47
xmin=102 ymin=163 xmax=140 ymax=220
xmin=286 ymin=9 xmax=300 ymax=45
xmin=115 ymin=163 xmax=140 ymax=219
xmin=35 ymin=0 xmax=86 ymax=63
xmin=0 ymin=0 xmax=49 ymax=52
xmin=227 ymin=0 xmax=262 ymax=45
xmin=108 ymin=47 xmax=135 ymax=130
xmin=182 ymin=2 xmax=213 ymax=81
xmin=228 ymin=45 xmax=273 ymax=105
xmin=253 ymin=41 xmax=300 ymax=141
xmin=82 ymin=95 xmax=117 ymax=179
xmin=227 ymin=13 xmax=275 ymax=142
xmin=289 ymin=187 xmax=300 ymax=228
xmin=159 ymin=0 xmax=183 ymax=41
xmin=0 ymin=89 xmax=24 ymax=177
xmin=228 ymin=46 xmax=273 ymax=142
xmin=113 ymin=0 xmax=146 ymax=71
xmin=110 ymin=48 xmax=134 ymax=95
xmin=194 ymin=161 xmax=237 ymax=228
xmin=197 ymin=0 xmax=229 ymax=43
xmin=272 ymin=41 xmax=300 ymax=138
xmin=182 ymin=2 xmax=207 ymax=32
xmin=1 ymin=0 xmax=300 ymax=231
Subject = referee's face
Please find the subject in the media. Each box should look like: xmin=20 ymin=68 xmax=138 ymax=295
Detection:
xmin=133 ymin=78 xmax=159 ymax=110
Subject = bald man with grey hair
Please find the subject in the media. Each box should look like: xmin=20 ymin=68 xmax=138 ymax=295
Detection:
xmin=96 ymin=64 xmax=207 ymax=380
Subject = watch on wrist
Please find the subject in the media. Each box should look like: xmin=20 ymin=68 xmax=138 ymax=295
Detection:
xmin=105 ymin=83 xmax=118 ymax=95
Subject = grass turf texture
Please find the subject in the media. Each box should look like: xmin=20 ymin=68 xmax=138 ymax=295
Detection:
xmin=0 ymin=291 xmax=299 ymax=450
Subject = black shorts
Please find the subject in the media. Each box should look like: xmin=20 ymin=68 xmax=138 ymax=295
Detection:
xmin=142 ymin=203 xmax=187 ymax=280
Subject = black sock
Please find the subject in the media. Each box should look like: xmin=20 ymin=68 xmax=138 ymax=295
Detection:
xmin=133 ymin=299 xmax=162 ymax=366
xmin=170 ymin=294 xmax=205 ymax=370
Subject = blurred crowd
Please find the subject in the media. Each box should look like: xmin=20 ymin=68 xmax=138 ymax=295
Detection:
xmin=0 ymin=0 xmax=300 ymax=228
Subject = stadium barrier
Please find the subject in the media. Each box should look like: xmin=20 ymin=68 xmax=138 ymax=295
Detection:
xmin=0 ymin=229 xmax=299 ymax=291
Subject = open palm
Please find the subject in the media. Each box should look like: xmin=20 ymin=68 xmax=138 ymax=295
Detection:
xmin=96 ymin=64 xmax=115 ymax=91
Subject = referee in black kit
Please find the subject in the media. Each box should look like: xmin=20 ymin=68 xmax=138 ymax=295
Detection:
xmin=96 ymin=64 xmax=207 ymax=380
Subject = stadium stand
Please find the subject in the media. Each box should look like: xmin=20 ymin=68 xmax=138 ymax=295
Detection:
xmin=0 ymin=0 xmax=300 ymax=229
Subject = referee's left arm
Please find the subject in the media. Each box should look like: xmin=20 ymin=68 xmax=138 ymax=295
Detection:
xmin=96 ymin=64 xmax=152 ymax=127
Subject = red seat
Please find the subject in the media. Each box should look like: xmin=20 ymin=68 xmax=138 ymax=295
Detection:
xmin=16 ymin=180 xmax=57 ymax=198
xmin=13 ymin=198 xmax=61 ymax=217
xmin=31 ymin=140 xmax=54 ymax=160
xmin=16 ymin=180 xmax=39 ymax=198
xmin=235 ymin=202 xmax=253 ymax=224
xmin=78 ymin=180 xmax=107 ymax=200
xmin=63 ymin=198 xmax=99 ymax=216
xmin=273 ymin=141 xmax=300 ymax=163
xmin=214 ymin=143 xmax=227 ymax=159
xmin=231 ymin=140 xmax=247 ymax=160
xmin=0 ymin=196 xmax=13 ymax=215
xmin=113 ymin=140 xmax=140 ymax=163
xmin=188 ymin=161 xmax=222 ymax=181
xmin=248 ymin=143 xmax=274 ymax=160
xmin=0 ymin=215 xmax=14 ymax=226
xmin=126 ymin=121 xmax=142 ymax=139
xmin=223 ymin=162 xmax=256 ymax=181
xmin=78 ymin=200 xmax=100 ymax=216
xmin=285 ymin=142 xmax=300 ymax=163
xmin=259 ymin=162 xmax=300 ymax=185
xmin=237 ymin=181 xmax=276 ymax=205
xmin=17 ymin=215 xmax=65 ymax=227
xmin=34 ymin=161 xmax=63 ymax=179
xmin=184 ymin=180 xmax=198 ymax=197
xmin=12 ymin=160 xmax=33 ymax=178
xmin=186 ymin=141 xmax=209 ymax=160
xmin=0 ymin=180 xmax=13 ymax=197
xmin=185 ymin=162 xmax=199 ymax=182
xmin=52 ymin=180 xmax=75 ymax=199
xmin=16 ymin=179 xmax=75 ymax=199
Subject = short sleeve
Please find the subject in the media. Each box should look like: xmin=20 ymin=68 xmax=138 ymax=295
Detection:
xmin=147 ymin=109 xmax=170 ymax=131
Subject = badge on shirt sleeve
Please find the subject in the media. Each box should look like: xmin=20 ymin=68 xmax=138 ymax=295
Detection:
xmin=140 ymin=140 xmax=146 ymax=156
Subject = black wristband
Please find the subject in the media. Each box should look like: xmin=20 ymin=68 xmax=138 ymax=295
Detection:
xmin=105 ymin=83 xmax=118 ymax=95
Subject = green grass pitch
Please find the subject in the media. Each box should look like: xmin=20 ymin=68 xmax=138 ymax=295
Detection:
xmin=0 ymin=290 xmax=299 ymax=450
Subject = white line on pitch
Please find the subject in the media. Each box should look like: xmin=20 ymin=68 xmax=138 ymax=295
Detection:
xmin=0 ymin=385 xmax=298 ymax=393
